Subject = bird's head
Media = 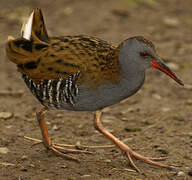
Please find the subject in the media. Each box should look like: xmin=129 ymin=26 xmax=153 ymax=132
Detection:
xmin=119 ymin=36 xmax=184 ymax=86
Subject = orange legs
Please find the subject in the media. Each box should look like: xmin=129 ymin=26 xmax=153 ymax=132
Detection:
xmin=93 ymin=110 xmax=174 ymax=173
xmin=36 ymin=108 xmax=90 ymax=161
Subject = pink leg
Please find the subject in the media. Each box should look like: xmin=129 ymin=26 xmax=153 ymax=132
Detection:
xmin=36 ymin=108 xmax=91 ymax=162
xmin=93 ymin=110 xmax=174 ymax=173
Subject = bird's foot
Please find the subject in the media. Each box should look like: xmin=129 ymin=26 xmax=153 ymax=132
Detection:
xmin=94 ymin=110 xmax=176 ymax=173
xmin=24 ymin=136 xmax=92 ymax=162
xmin=44 ymin=143 xmax=92 ymax=162
xmin=123 ymin=148 xmax=174 ymax=173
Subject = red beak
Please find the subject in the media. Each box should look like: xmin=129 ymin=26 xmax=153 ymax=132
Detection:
xmin=150 ymin=60 xmax=184 ymax=86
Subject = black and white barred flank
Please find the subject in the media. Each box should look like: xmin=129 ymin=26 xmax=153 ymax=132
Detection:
xmin=22 ymin=72 xmax=80 ymax=109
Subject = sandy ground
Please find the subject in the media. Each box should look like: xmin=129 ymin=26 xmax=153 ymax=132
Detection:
xmin=0 ymin=0 xmax=192 ymax=179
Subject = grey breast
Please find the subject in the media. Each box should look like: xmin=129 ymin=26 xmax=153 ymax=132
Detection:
xmin=22 ymin=70 xmax=145 ymax=111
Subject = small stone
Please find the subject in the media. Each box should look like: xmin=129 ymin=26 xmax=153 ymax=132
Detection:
xmin=103 ymin=116 xmax=115 ymax=123
xmin=56 ymin=113 xmax=63 ymax=118
xmin=127 ymin=107 xmax=135 ymax=112
xmin=61 ymin=165 xmax=67 ymax=169
xmin=104 ymin=159 xmax=112 ymax=163
xmin=52 ymin=125 xmax=60 ymax=131
xmin=29 ymin=164 xmax=35 ymax=168
xmin=0 ymin=90 xmax=24 ymax=97
xmin=163 ymin=17 xmax=179 ymax=27
xmin=177 ymin=171 xmax=185 ymax=176
xmin=188 ymin=170 xmax=192 ymax=176
xmin=172 ymin=114 xmax=185 ymax=121
xmin=122 ymin=107 xmax=140 ymax=114
xmin=17 ymin=132 xmax=24 ymax=137
xmin=63 ymin=7 xmax=73 ymax=15
xmin=67 ymin=177 xmax=75 ymax=180
xmin=0 ymin=112 xmax=13 ymax=120
xmin=111 ymin=9 xmax=129 ymax=18
xmin=124 ymin=126 xmax=141 ymax=132
xmin=166 ymin=62 xmax=179 ymax=70
xmin=5 ymin=125 xmax=12 ymax=129
xmin=185 ymin=167 xmax=190 ymax=170
xmin=122 ymin=138 xmax=133 ymax=143
xmin=0 ymin=162 xmax=15 ymax=167
xmin=187 ymin=132 xmax=192 ymax=137
xmin=20 ymin=167 xmax=28 ymax=172
xmin=46 ymin=121 xmax=51 ymax=125
xmin=152 ymin=93 xmax=162 ymax=100
xmin=21 ymin=155 xmax=28 ymax=160
xmin=81 ymin=175 xmax=91 ymax=178
xmin=0 ymin=147 xmax=9 ymax=154
xmin=183 ymin=84 xmax=192 ymax=90
xmin=75 ymin=141 xmax=83 ymax=150
xmin=161 ymin=107 xmax=171 ymax=112
xmin=157 ymin=148 xmax=168 ymax=155
xmin=186 ymin=99 xmax=192 ymax=105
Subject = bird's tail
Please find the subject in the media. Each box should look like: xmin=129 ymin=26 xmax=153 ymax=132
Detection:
xmin=21 ymin=8 xmax=49 ymax=42
xmin=6 ymin=8 xmax=49 ymax=70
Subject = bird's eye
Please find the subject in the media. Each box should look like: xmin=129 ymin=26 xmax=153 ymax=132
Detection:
xmin=140 ymin=52 xmax=148 ymax=57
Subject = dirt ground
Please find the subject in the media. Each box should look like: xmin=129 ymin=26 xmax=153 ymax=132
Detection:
xmin=0 ymin=0 xmax=192 ymax=179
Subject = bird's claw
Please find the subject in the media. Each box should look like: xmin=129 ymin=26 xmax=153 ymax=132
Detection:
xmin=123 ymin=149 xmax=175 ymax=173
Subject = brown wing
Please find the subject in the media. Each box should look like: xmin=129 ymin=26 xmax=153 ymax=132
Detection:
xmin=6 ymin=8 xmax=120 ymax=86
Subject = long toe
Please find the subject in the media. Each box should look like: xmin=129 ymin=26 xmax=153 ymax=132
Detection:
xmin=53 ymin=144 xmax=93 ymax=154
xmin=126 ymin=149 xmax=175 ymax=172
xmin=49 ymin=145 xmax=80 ymax=162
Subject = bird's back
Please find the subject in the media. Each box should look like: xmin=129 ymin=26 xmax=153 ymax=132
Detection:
xmin=6 ymin=35 xmax=120 ymax=87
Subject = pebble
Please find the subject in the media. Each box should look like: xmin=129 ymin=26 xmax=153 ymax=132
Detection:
xmin=163 ymin=17 xmax=179 ymax=27
xmin=124 ymin=126 xmax=141 ymax=132
xmin=29 ymin=164 xmax=35 ymax=168
xmin=20 ymin=167 xmax=28 ymax=172
xmin=111 ymin=9 xmax=129 ymax=18
xmin=188 ymin=171 xmax=192 ymax=176
xmin=122 ymin=107 xmax=140 ymax=114
xmin=177 ymin=171 xmax=185 ymax=176
xmin=186 ymin=99 xmax=192 ymax=105
xmin=104 ymin=159 xmax=112 ymax=163
xmin=75 ymin=141 xmax=81 ymax=148
xmin=46 ymin=121 xmax=51 ymax=125
xmin=0 ymin=147 xmax=9 ymax=154
xmin=0 ymin=162 xmax=15 ymax=167
xmin=166 ymin=62 xmax=179 ymax=70
xmin=5 ymin=125 xmax=12 ymax=129
xmin=63 ymin=7 xmax=73 ymax=15
xmin=161 ymin=107 xmax=171 ymax=112
xmin=152 ymin=93 xmax=162 ymax=100
xmin=187 ymin=132 xmax=192 ymax=137
xmin=81 ymin=175 xmax=91 ymax=178
xmin=172 ymin=114 xmax=185 ymax=121
xmin=0 ymin=112 xmax=13 ymax=120
xmin=156 ymin=148 xmax=168 ymax=155
xmin=56 ymin=113 xmax=63 ymax=118
xmin=52 ymin=125 xmax=60 ymax=131
xmin=183 ymin=84 xmax=192 ymax=90
xmin=21 ymin=155 xmax=28 ymax=160
xmin=61 ymin=165 xmax=67 ymax=169
xmin=0 ymin=90 xmax=24 ymax=97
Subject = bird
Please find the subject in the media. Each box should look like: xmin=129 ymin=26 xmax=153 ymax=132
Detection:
xmin=5 ymin=8 xmax=184 ymax=173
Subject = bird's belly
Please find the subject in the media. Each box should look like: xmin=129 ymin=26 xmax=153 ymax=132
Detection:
xmin=70 ymin=83 xmax=138 ymax=111
xmin=22 ymin=73 xmax=145 ymax=111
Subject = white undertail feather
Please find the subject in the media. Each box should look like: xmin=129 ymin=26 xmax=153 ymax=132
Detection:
xmin=21 ymin=10 xmax=34 ymax=40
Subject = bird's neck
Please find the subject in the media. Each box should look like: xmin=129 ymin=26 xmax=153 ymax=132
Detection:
xmin=117 ymin=48 xmax=146 ymax=96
